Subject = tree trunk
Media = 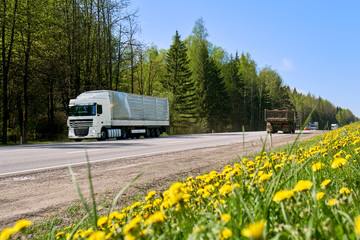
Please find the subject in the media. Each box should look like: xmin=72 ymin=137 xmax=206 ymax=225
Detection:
xmin=1 ymin=0 xmax=18 ymax=144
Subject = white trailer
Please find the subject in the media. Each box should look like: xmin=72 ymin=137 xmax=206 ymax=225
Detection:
xmin=67 ymin=90 xmax=170 ymax=141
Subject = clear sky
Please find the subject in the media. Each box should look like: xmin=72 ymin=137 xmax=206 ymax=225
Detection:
xmin=130 ymin=0 xmax=360 ymax=117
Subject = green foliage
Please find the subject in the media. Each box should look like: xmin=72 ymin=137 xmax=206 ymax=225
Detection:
xmin=1 ymin=8 xmax=357 ymax=143
xmin=164 ymin=31 xmax=196 ymax=134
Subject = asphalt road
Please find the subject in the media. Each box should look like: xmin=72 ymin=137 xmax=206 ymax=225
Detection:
xmin=0 ymin=131 xmax=300 ymax=176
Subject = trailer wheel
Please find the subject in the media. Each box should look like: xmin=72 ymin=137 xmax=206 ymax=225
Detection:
xmin=155 ymin=128 xmax=161 ymax=137
xmin=150 ymin=128 xmax=155 ymax=137
xmin=145 ymin=128 xmax=151 ymax=138
xmin=121 ymin=127 xmax=127 ymax=139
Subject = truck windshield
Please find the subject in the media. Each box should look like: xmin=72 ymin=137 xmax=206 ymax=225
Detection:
xmin=68 ymin=105 xmax=96 ymax=116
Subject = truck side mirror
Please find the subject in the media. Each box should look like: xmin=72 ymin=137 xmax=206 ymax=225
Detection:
xmin=97 ymin=105 xmax=103 ymax=115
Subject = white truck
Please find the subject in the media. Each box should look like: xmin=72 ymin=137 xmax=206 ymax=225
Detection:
xmin=67 ymin=90 xmax=170 ymax=141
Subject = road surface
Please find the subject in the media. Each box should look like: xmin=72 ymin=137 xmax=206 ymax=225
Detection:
xmin=1 ymin=131 xmax=288 ymax=176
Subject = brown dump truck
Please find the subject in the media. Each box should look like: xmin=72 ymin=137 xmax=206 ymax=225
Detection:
xmin=265 ymin=109 xmax=296 ymax=134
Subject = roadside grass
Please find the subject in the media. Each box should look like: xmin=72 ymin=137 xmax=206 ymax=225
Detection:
xmin=2 ymin=123 xmax=360 ymax=239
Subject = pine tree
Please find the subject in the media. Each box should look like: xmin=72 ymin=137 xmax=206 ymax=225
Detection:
xmin=164 ymin=30 xmax=196 ymax=133
xmin=223 ymin=53 xmax=246 ymax=131
xmin=196 ymin=41 xmax=229 ymax=132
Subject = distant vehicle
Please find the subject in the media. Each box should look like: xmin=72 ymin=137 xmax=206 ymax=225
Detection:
xmin=67 ymin=90 xmax=170 ymax=141
xmin=304 ymin=125 xmax=311 ymax=130
xmin=265 ymin=109 xmax=296 ymax=134
xmin=309 ymin=122 xmax=318 ymax=130
xmin=331 ymin=123 xmax=339 ymax=130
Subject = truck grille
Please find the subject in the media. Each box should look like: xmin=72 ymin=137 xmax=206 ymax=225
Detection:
xmin=70 ymin=119 xmax=93 ymax=137
xmin=70 ymin=119 xmax=93 ymax=128
xmin=74 ymin=128 xmax=90 ymax=137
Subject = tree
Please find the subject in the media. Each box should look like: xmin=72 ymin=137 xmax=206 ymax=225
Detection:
xmin=1 ymin=0 xmax=19 ymax=144
xmin=259 ymin=67 xmax=291 ymax=109
xmin=222 ymin=53 xmax=245 ymax=131
xmin=197 ymin=41 xmax=229 ymax=132
xmin=238 ymin=53 xmax=258 ymax=130
xmin=164 ymin=31 xmax=195 ymax=133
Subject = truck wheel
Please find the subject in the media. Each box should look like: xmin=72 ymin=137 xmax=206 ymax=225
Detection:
xmin=99 ymin=128 xmax=107 ymax=141
xmin=155 ymin=128 xmax=161 ymax=137
xmin=121 ymin=127 xmax=127 ymax=139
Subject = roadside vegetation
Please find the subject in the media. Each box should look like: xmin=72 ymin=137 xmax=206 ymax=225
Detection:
xmin=2 ymin=122 xmax=360 ymax=239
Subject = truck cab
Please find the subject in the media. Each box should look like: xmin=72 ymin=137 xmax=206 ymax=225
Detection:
xmin=67 ymin=92 xmax=111 ymax=140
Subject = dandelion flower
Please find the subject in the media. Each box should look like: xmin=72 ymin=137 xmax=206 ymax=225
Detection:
xmin=145 ymin=211 xmax=167 ymax=226
xmin=316 ymin=192 xmax=325 ymax=200
xmin=327 ymin=198 xmax=339 ymax=206
xmin=241 ymin=220 xmax=266 ymax=239
xmin=88 ymin=231 xmax=106 ymax=240
xmin=0 ymin=228 xmax=16 ymax=240
xmin=219 ymin=228 xmax=233 ymax=239
xmin=272 ymin=190 xmax=294 ymax=202
xmin=339 ymin=187 xmax=351 ymax=194
xmin=312 ymin=162 xmax=325 ymax=172
xmin=320 ymin=179 xmax=331 ymax=187
xmin=293 ymin=180 xmax=313 ymax=192
xmin=331 ymin=157 xmax=347 ymax=169
xmin=124 ymin=234 xmax=135 ymax=240
xmin=13 ymin=219 xmax=32 ymax=232
xmin=145 ymin=191 xmax=157 ymax=201
xmin=221 ymin=214 xmax=231 ymax=223
xmin=355 ymin=216 xmax=360 ymax=235
xmin=97 ymin=216 xmax=108 ymax=228
xmin=123 ymin=216 xmax=142 ymax=234
xmin=219 ymin=184 xmax=233 ymax=196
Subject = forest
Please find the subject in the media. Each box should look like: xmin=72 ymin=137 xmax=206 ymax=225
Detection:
xmin=0 ymin=0 xmax=357 ymax=144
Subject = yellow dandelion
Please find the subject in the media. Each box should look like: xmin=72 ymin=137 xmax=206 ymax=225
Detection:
xmin=219 ymin=184 xmax=234 ymax=196
xmin=219 ymin=228 xmax=233 ymax=239
xmin=259 ymin=172 xmax=272 ymax=182
xmin=168 ymin=182 xmax=186 ymax=205
xmin=355 ymin=216 xmax=360 ymax=235
xmin=233 ymin=183 xmax=241 ymax=188
xmin=13 ymin=219 xmax=32 ymax=232
xmin=0 ymin=228 xmax=16 ymax=240
xmin=145 ymin=211 xmax=167 ymax=226
xmin=339 ymin=187 xmax=351 ymax=194
xmin=327 ymin=198 xmax=339 ymax=206
xmin=272 ymin=190 xmax=294 ymax=202
xmin=316 ymin=192 xmax=325 ymax=200
xmin=123 ymin=216 xmax=142 ymax=234
xmin=312 ymin=162 xmax=325 ymax=172
xmin=331 ymin=157 xmax=347 ymax=169
xmin=221 ymin=214 xmax=231 ymax=223
xmin=88 ymin=231 xmax=106 ymax=240
xmin=145 ymin=191 xmax=157 ymax=201
xmin=320 ymin=179 xmax=331 ymax=187
xmin=293 ymin=180 xmax=313 ymax=192
xmin=97 ymin=216 xmax=108 ymax=228
xmin=124 ymin=233 xmax=135 ymax=240
xmin=241 ymin=220 xmax=266 ymax=239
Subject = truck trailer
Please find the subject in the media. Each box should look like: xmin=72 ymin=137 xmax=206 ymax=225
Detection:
xmin=265 ymin=109 xmax=296 ymax=134
xmin=67 ymin=90 xmax=170 ymax=141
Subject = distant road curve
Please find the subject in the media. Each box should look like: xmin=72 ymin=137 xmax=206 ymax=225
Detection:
xmin=0 ymin=130 xmax=319 ymax=177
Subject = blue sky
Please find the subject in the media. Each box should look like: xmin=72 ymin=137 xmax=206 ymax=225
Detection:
xmin=130 ymin=0 xmax=360 ymax=117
